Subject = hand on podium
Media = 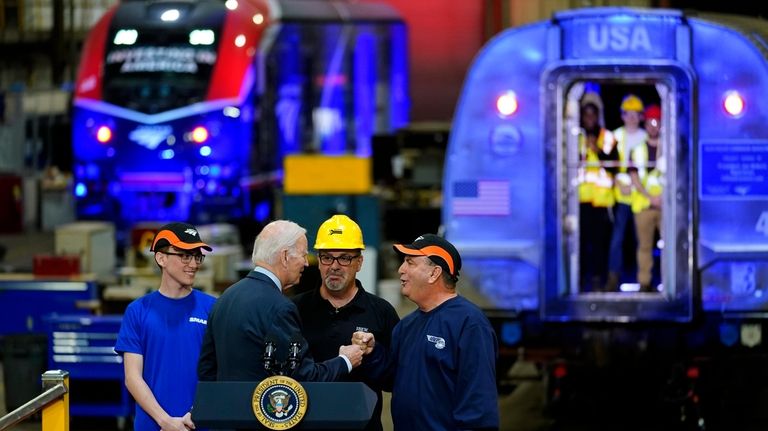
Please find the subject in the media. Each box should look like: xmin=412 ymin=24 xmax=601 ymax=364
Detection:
xmin=352 ymin=331 xmax=375 ymax=355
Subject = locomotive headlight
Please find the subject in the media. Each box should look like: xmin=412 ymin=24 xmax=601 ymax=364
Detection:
xmin=191 ymin=126 xmax=209 ymax=143
xmin=723 ymin=91 xmax=745 ymax=117
xmin=113 ymin=29 xmax=138 ymax=45
xmin=496 ymin=91 xmax=519 ymax=117
xmin=96 ymin=125 xmax=113 ymax=143
xmin=160 ymin=9 xmax=180 ymax=22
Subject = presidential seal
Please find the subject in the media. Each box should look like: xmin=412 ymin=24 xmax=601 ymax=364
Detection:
xmin=252 ymin=376 xmax=308 ymax=430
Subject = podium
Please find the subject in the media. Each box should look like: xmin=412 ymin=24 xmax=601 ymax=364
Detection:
xmin=192 ymin=381 xmax=377 ymax=429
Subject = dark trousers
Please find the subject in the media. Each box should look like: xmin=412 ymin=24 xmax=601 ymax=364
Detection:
xmin=608 ymin=202 xmax=635 ymax=275
xmin=580 ymin=203 xmax=612 ymax=290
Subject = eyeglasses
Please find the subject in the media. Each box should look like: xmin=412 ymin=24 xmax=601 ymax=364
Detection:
xmin=162 ymin=251 xmax=205 ymax=265
xmin=318 ymin=254 xmax=360 ymax=266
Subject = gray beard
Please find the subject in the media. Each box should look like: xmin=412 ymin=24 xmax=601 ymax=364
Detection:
xmin=324 ymin=276 xmax=346 ymax=292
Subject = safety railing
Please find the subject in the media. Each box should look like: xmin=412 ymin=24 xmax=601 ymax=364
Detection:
xmin=0 ymin=370 xmax=69 ymax=431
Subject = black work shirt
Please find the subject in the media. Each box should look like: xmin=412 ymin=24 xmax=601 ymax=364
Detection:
xmin=292 ymin=280 xmax=400 ymax=431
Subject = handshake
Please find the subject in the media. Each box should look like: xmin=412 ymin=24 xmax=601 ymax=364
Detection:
xmin=337 ymin=331 xmax=376 ymax=369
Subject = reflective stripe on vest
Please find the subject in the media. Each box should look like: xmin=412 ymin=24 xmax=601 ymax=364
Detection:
xmin=613 ymin=128 xmax=635 ymax=205
xmin=630 ymin=142 xmax=663 ymax=213
xmin=578 ymin=131 xmax=615 ymax=207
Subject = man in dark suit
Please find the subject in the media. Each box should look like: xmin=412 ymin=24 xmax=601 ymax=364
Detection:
xmin=198 ymin=220 xmax=364 ymax=382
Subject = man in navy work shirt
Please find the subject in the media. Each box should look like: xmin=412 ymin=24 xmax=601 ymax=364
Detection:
xmin=115 ymin=222 xmax=216 ymax=431
xmin=291 ymin=215 xmax=400 ymax=431
xmin=354 ymin=234 xmax=499 ymax=431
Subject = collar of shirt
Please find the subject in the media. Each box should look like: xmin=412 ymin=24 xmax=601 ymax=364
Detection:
xmin=316 ymin=279 xmax=367 ymax=313
xmin=254 ymin=266 xmax=281 ymax=292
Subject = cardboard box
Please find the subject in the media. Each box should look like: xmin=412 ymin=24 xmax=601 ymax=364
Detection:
xmin=207 ymin=245 xmax=243 ymax=283
xmin=55 ymin=222 xmax=116 ymax=280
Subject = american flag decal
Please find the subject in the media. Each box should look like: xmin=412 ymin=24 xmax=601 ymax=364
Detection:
xmin=451 ymin=180 xmax=510 ymax=215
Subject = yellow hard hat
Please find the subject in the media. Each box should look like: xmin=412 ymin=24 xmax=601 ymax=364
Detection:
xmin=314 ymin=214 xmax=365 ymax=250
xmin=620 ymin=94 xmax=644 ymax=112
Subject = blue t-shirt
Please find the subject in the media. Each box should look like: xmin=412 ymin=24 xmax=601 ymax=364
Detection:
xmin=115 ymin=289 xmax=215 ymax=431
xmin=389 ymin=296 xmax=499 ymax=431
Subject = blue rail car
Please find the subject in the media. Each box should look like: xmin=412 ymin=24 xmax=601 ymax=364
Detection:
xmin=444 ymin=8 xmax=768 ymax=428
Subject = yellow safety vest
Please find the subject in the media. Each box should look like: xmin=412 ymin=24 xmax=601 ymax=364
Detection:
xmin=612 ymin=128 xmax=641 ymax=205
xmin=630 ymin=142 xmax=663 ymax=213
xmin=577 ymin=130 xmax=615 ymax=208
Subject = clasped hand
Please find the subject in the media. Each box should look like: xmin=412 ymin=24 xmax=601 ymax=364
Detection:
xmin=351 ymin=331 xmax=375 ymax=355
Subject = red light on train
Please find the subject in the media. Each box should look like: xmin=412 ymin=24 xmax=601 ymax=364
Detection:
xmin=686 ymin=366 xmax=700 ymax=379
xmin=496 ymin=91 xmax=518 ymax=117
xmin=723 ymin=91 xmax=745 ymax=117
xmin=96 ymin=126 xmax=112 ymax=143
xmin=553 ymin=364 xmax=567 ymax=379
xmin=191 ymin=126 xmax=209 ymax=143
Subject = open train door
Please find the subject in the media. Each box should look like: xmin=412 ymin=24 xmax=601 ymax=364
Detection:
xmin=540 ymin=9 xmax=695 ymax=322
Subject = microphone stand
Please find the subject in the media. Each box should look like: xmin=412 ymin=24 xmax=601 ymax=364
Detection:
xmin=286 ymin=341 xmax=301 ymax=376
xmin=263 ymin=339 xmax=301 ymax=376
xmin=263 ymin=340 xmax=276 ymax=374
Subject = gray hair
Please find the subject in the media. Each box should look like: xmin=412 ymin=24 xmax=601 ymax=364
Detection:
xmin=424 ymin=257 xmax=457 ymax=289
xmin=251 ymin=220 xmax=307 ymax=265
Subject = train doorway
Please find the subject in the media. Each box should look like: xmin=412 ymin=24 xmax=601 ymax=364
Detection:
xmin=542 ymin=68 xmax=694 ymax=322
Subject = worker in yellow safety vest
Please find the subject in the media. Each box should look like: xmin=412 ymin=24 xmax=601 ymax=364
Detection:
xmin=577 ymin=99 xmax=616 ymax=292
xmin=578 ymin=127 xmax=615 ymax=208
xmin=605 ymin=94 xmax=648 ymax=291
xmin=629 ymin=104 xmax=664 ymax=293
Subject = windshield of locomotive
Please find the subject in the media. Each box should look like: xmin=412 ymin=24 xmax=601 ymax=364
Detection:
xmin=102 ymin=28 xmax=220 ymax=114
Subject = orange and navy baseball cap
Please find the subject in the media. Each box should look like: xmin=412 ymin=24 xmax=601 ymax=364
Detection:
xmin=150 ymin=222 xmax=212 ymax=252
xmin=393 ymin=234 xmax=461 ymax=280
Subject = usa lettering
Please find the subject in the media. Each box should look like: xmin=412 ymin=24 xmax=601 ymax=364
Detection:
xmin=588 ymin=24 xmax=651 ymax=52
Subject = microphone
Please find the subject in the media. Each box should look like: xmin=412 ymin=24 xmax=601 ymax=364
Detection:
xmin=263 ymin=337 xmax=276 ymax=373
xmin=287 ymin=336 xmax=301 ymax=374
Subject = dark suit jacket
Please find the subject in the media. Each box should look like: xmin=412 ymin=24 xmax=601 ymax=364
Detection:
xmin=198 ymin=270 xmax=348 ymax=382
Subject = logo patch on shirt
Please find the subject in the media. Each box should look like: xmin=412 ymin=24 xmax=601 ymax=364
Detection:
xmin=355 ymin=326 xmax=369 ymax=333
xmin=426 ymin=334 xmax=446 ymax=349
xmin=189 ymin=317 xmax=207 ymax=325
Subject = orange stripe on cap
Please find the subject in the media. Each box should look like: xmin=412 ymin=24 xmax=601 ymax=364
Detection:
xmin=152 ymin=230 xmax=210 ymax=251
xmin=393 ymin=244 xmax=455 ymax=276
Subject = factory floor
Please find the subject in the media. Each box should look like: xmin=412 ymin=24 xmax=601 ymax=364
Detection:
xmin=0 ymin=230 xmax=549 ymax=431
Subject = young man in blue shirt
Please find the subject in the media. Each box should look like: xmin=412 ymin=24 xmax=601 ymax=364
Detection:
xmin=115 ymin=222 xmax=216 ymax=431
